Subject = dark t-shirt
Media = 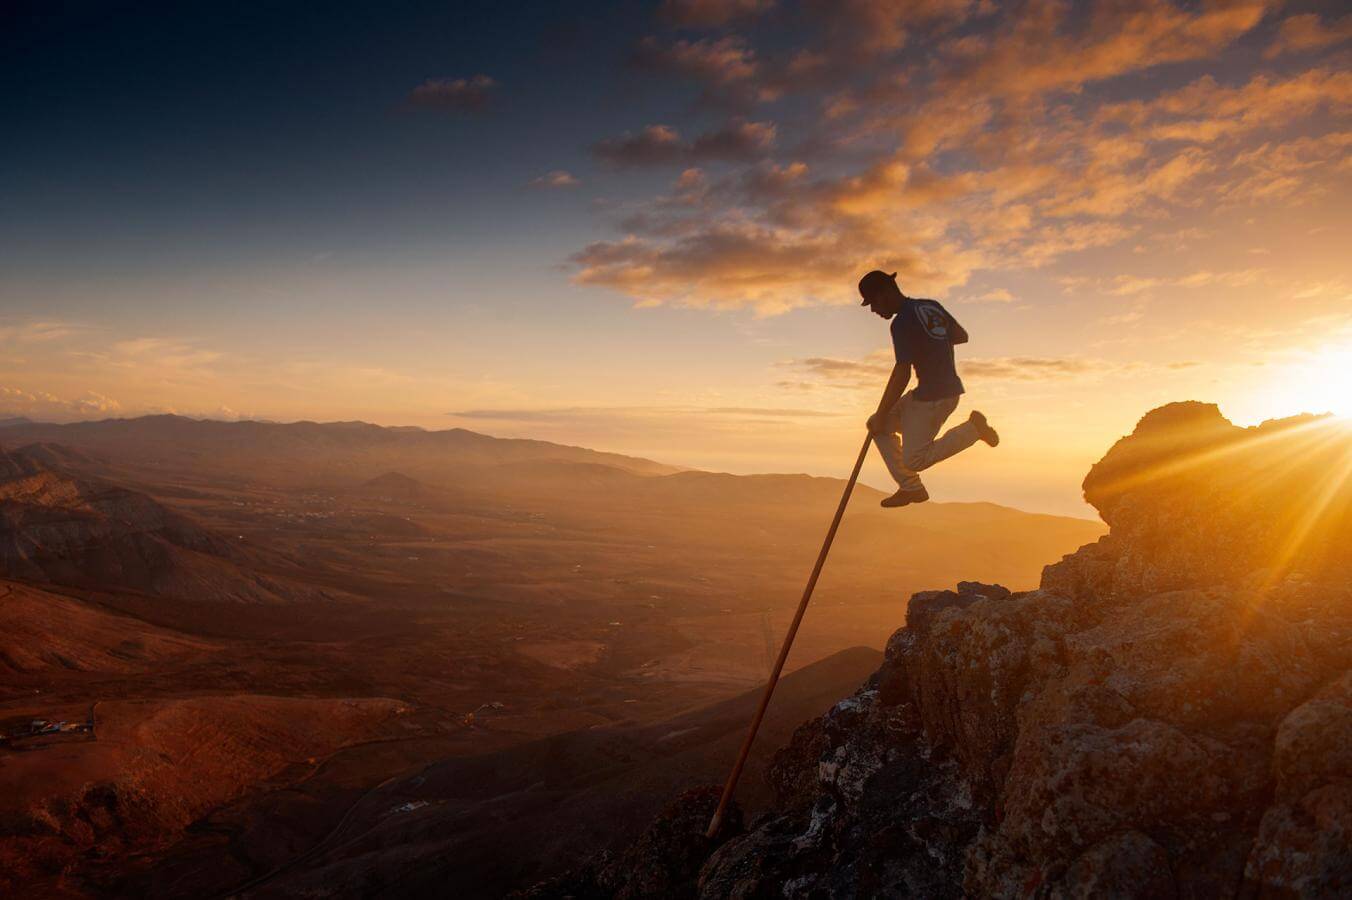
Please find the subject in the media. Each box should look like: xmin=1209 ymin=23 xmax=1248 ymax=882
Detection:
xmin=890 ymin=298 xmax=965 ymax=401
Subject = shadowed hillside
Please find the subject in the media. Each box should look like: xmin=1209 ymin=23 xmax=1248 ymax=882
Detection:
xmin=140 ymin=648 xmax=884 ymax=898
xmin=0 ymin=444 xmax=334 ymax=604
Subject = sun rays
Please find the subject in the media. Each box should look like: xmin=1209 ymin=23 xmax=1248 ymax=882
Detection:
xmin=1084 ymin=409 xmax=1352 ymax=593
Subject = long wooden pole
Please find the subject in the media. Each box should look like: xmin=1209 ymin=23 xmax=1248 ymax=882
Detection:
xmin=705 ymin=429 xmax=875 ymax=839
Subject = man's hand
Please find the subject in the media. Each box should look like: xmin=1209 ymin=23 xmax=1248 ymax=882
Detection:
xmin=867 ymin=413 xmax=884 ymax=435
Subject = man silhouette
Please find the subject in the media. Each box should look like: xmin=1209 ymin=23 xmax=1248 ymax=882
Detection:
xmin=858 ymin=270 xmax=999 ymax=508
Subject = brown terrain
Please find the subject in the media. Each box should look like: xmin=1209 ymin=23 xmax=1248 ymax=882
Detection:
xmin=0 ymin=415 xmax=1102 ymax=897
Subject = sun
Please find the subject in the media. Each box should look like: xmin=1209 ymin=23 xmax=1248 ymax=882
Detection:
xmin=1264 ymin=344 xmax=1352 ymax=420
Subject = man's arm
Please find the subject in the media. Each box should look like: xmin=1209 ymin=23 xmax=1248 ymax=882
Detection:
xmin=946 ymin=306 xmax=969 ymax=344
xmin=867 ymin=361 xmax=911 ymax=434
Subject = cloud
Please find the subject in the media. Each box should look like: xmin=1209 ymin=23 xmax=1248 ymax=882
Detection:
xmin=1103 ymin=268 xmax=1266 ymax=296
xmin=802 ymin=0 xmax=973 ymax=57
xmin=775 ymin=353 xmax=1121 ymax=390
xmin=593 ymin=120 xmax=775 ymax=167
xmin=530 ymin=170 xmax=581 ymax=189
xmin=691 ymin=119 xmax=776 ymax=159
xmin=1288 ymin=278 xmax=1350 ymax=301
xmin=632 ymin=35 xmax=778 ymax=107
xmin=1264 ymin=13 xmax=1352 ymax=59
xmin=928 ymin=0 xmax=1271 ymax=102
xmin=1102 ymin=307 xmax=1146 ymax=326
xmin=0 ymin=320 xmax=79 ymax=344
xmin=962 ymin=288 xmax=1016 ymax=304
xmin=776 ymin=351 xmax=1210 ymax=391
xmin=634 ymin=36 xmax=758 ymax=85
xmin=107 ymin=337 xmax=224 ymax=371
xmin=1037 ymin=147 xmax=1215 ymax=219
xmin=570 ymin=0 xmax=1343 ymax=316
xmin=959 ymin=357 xmax=1099 ymax=381
xmin=702 ymin=406 xmax=837 ymax=417
xmin=1107 ymin=68 xmax=1352 ymax=146
xmin=1222 ymin=130 xmax=1352 ymax=206
xmin=594 ymin=125 xmax=685 ymax=166
xmin=571 ymin=216 xmax=982 ymax=314
xmin=447 ymin=404 xmax=838 ymax=425
xmin=405 ymin=75 xmax=497 ymax=112
xmin=0 ymin=385 xmax=122 ymax=420
xmin=774 ymin=353 xmax=892 ymax=390
xmin=658 ymin=0 xmax=776 ymax=28
xmin=649 ymin=0 xmax=975 ymax=104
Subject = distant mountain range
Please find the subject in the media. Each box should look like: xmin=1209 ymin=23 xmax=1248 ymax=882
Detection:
xmin=0 ymin=414 xmax=1105 ymax=607
xmin=0 ymin=414 xmax=681 ymax=486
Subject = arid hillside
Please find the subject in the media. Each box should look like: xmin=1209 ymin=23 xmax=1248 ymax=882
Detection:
xmin=0 ymin=443 xmax=338 ymax=604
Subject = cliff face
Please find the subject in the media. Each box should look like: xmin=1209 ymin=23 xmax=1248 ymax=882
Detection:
xmin=543 ymin=403 xmax=1352 ymax=898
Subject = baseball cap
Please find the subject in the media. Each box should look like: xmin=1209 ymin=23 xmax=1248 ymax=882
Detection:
xmin=858 ymin=270 xmax=898 ymax=304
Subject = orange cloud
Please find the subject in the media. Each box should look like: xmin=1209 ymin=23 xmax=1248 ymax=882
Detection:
xmin=569 ymin=0 xmax=1344 ymax=315
xmin=1264 ymin=12 xmax=1352 ymax=59
xmin=1116 ymin=69 xmax=1352 ymax=144
xmin=0 ymin=385 xmax=122 ymax=419
xmin=932 ymin=0 xmax=1271 ymax=101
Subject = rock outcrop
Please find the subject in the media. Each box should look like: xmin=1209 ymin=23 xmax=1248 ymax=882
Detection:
xmin=535 ymin=403 xmax=1352 ymax=898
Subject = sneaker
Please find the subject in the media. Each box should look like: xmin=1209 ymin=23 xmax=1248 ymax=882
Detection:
xmin=970 ymin=410 xmax=1000 ymax=447
xmin=881 ymin=487 xmax=929 ymax=508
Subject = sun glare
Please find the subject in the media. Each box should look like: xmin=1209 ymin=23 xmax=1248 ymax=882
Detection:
xmin=1266 ymin=345 xmax=1352 ymax=420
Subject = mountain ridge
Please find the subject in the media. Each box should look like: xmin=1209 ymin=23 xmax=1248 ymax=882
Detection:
xmin=0 ymin=414 xmax=683 ymax=481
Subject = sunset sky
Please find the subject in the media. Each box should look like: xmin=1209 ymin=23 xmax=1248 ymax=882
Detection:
xmin=3 ymin=0 xmax=1349 ymax=515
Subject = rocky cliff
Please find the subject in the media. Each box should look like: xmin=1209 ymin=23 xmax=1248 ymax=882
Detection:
xmin=527 ymin=403 xmax=1351 ymax=898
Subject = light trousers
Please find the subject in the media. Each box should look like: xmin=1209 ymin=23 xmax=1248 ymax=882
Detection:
xmin=873 ymin=391 xmax=979 ymax=492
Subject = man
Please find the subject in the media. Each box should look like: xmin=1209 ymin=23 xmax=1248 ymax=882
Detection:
xmin=858 ymin=270 xmax=999 ymax=508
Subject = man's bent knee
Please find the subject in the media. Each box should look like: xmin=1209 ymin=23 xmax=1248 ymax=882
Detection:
xmin=902 ymin=447 xmax=931 ymax=471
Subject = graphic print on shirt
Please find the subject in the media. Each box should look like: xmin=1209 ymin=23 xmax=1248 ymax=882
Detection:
xmin=913 ymin=301 xmax=950 ymax=340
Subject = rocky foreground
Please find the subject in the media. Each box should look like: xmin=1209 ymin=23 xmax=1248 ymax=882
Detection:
xmin=522 ymin=403 xmax=1352 ymax=898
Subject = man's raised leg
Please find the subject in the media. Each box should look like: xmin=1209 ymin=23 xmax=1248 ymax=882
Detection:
xmin=900 ymin=396 xmax=981 ymax=474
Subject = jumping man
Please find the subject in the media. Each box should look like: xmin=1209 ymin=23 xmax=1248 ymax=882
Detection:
xmin=858 ymin=270 xmax=1000 ymax=508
